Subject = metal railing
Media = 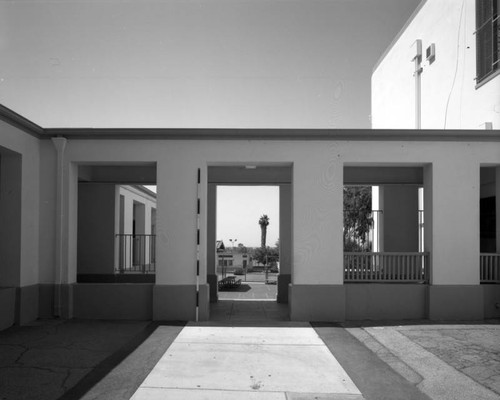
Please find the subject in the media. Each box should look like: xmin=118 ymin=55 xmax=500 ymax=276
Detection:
xmin=116 ymin=234 xmax=156 ymax=274
xmin=344 ymin=252 xmax=429 ymax=283
xmin=480 ymin=253 xmax=500 ymax=283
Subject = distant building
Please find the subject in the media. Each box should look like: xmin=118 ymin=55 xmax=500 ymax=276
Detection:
xmin=216 ymin=241 xmax=253 ymax=273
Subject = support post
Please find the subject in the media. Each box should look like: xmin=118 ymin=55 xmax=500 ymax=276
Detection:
xmin=51 ymin=137 xmax=67 ymax=318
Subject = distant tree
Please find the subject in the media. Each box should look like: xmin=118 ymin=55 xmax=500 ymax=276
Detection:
xmin=237 ymin=243 xmax=248 ymax=254
xmin=254 ymin=246 xmax=279 ymax=265
xmin=253 ymin=240 xmax=279 ymax=266
xmin=343 ymin=187 xmax=372 ymax=251
xmin=258 ymin=214 xmax=270 ymax=249
xmin=253 ymin=247 xmax=268 ymax=266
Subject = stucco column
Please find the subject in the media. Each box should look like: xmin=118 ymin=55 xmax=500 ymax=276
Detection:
xmin=114 ymin=186 xmax=120 ymax=271
xmin=77 ymin=184 xmax=117 ymax=275
xmin=207 ymin=183 xmax=218 ymax=302
xmin=277 ymin=184 xmax=292 ymax=303
xmin=427 ymin=159 xmax=482 ymax=320
xmin=496 ymin=167 xmax=500 ymax=253
xmin=153 ymin=160 xmax=209 ymax=321
xmin=379 ymin=185 xmax=419 ymax=252
xmin=289 ymin=157 xmax=344 ymax=321
xmin=52 ymin=137 xmax=74 ymax=318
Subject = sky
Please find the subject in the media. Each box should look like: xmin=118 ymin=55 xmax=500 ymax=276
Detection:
xmin=145 ymin=184 xmax=279 ymax=247
xmin=217 ymin=186 xmax=279 ymax=248
xmin=1 ymin=0 xmax=421 ymax=243
xmin=0 ymin=0 xmax=421 ymax=129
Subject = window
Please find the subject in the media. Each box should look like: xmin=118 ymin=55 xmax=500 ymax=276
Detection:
xmin=476 ymin=0 xmax=500 ymax=84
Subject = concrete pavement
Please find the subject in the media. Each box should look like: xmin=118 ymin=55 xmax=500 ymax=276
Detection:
xmin=131 ymin=324 xmax=364 ymax=400
xmin=345 ymin=323 xmax=500 ymax=400
xmin=0 ymin=285 xmax=499 ymax=400
xmin=0 ymin=319 xmax=154 ymax=400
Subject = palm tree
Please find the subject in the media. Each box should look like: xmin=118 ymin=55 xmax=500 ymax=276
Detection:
xmin=258 ymin=214 xmax=270 ymax=249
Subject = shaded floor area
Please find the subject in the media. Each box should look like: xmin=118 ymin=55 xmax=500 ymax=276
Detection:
xmin=212 ymin=281 xmax=288 ymax=323
xmin=0 ymin=319 xmax=154 ymax=400
xmin=210 ymin=300 xmax=289 ymax=323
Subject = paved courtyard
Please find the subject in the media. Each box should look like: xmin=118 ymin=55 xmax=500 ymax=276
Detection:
xmin=0 ymin=284 xmax=498 ymax=400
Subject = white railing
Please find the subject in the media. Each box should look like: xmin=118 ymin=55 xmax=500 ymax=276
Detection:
xmin=344 ymin=252 xmax=429 ymax=283
xmin=480 ymin=254 xmax=500 ymax=283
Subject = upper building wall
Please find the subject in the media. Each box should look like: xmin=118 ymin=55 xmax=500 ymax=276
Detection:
xmin=372 ymin=0 xmax=500 ymax=130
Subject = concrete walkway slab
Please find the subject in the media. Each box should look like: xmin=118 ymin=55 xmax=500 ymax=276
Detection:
xmin=132 ymin=387 xmax=287 ymax=399
xmin=131 ymin=324 xmax=363 ymax=399
xmin=359 ymin=326 xmax=500 ymax=400
xmin=175 ymin=326 xmax=325 ymax=345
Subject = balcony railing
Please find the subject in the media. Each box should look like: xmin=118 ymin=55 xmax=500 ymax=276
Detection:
xmin=480 ymin=253 xmax=500 ymax=283
xmin=116 ymin=234 xmax=156 ymax=274
xmin=344 ymin=252 xmax=429 ymax=283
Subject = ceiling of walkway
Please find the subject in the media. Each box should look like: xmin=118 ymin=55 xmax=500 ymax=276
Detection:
xmin=0 ymin=0 xmax=420 ymax=129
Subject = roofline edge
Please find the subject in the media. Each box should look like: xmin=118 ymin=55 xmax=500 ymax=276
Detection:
xmin=372 ymin=0 xmax=428 ymax=73
xmin=0 ymin=104 xmax=44 ymax=138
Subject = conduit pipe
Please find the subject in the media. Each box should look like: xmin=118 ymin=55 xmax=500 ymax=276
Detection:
xmin=411 ymin=39 xmax=423 ymax=129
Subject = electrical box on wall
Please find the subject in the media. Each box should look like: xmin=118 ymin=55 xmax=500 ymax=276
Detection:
xmin=426 ymin=43 xmax=436 ymax=63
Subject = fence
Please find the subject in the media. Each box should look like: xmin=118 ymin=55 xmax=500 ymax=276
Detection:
xmin=480 ymin=253 xmax=500 ymax=283
xmin=116 ymin=234 xmax=156 ymax=274
xmin=344 ymin=252 xmax=429 ymax=283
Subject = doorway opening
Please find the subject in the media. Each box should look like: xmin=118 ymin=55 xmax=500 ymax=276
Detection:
xmin=206 ymin=164 xmax=292 ymax=321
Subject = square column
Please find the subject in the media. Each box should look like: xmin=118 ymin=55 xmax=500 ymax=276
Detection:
xmin=378 ymin=186 xmax=419 ymax=252
xmin=426 ymin=160 xmax=483 ymax=320
xmin=77 ymin=184 xmax=117 ymax=275
xmin=153 ymin=160 xmax=209 ymax=321
xmin=207 ymin=183 xmax=218 ymax=302
xmin=277 ymin=184 xmax=292 ymax=303
xmin=289 ymin=158 xmax=345 ymax=321
xmin=496 ymin=167 xmax=500 ymax=252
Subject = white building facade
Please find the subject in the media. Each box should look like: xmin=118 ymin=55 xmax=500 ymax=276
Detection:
xmin=372 ymin=0 xmax=500 ymax=130
xmin=0 ymin=105 xmax=499 ymax=330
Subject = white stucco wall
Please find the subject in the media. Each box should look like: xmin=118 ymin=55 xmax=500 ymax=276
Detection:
xmin=59 ymin=137 xmax=499 ymax=287
xmin=1 ymin=124 xmax=496 ymax=289
xmin=372 ymin=0 xmax=500 ymax=130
